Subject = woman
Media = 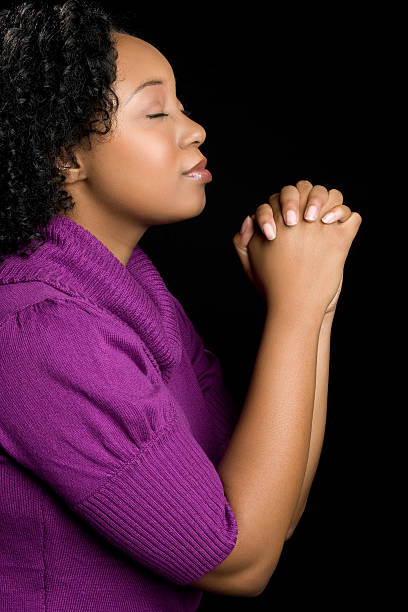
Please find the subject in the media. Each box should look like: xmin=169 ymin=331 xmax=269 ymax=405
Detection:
xmin=0 ymin=1 xmax=362 ymax=610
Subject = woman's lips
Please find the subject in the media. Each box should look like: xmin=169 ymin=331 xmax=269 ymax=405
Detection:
xmin=182 ymin=157 xmax=212 ymax=181
xmin=182 ymin=157 xmax=207 ymax=174
xmin=182 ymin=169 xmax=212 ymax=182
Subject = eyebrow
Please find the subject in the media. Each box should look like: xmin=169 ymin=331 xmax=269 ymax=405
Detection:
xmin=125 ymin=78 xmax=175 ymax=105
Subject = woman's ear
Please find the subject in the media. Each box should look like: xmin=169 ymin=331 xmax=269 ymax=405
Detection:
xmin=56 ymin=150 xmax=87 ymax=185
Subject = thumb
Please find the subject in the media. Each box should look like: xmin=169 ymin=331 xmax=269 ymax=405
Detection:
xmin=232 ymin=216 xmax=256 ymax=286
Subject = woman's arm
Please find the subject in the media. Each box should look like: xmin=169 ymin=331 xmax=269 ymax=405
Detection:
xmin=191 ymin=306 xmax=323 ymax=596
xmin=285 ymin=310 xmax=335 ymax=539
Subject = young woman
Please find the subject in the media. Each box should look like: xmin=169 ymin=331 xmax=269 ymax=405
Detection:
xmin=0 ymin=2 xmax=362 ymax=610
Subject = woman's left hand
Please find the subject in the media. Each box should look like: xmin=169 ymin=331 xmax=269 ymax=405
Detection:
xmin=235 ymin=179 xmax=353 ymax=312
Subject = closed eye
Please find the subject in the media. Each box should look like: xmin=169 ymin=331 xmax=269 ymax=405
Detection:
xmin=146 ymin=109 xmax=192 ymax=119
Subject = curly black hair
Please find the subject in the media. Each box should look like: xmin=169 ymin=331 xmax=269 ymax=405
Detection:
xmin=0 ymin=0 xmax=131 ymax=263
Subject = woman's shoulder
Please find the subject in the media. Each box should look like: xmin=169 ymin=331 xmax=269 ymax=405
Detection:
xmin=0 ymin=280 xmax=115 ymax=331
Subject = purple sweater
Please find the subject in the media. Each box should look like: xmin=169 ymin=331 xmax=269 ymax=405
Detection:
xmin=0 ymin=215 xmax=240 ymax=611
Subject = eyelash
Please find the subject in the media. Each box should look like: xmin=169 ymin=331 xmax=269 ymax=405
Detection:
xmin=146 ymin=109 xmax=192 ymax=119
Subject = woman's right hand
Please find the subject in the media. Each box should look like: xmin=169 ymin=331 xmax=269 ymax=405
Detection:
xmin=245 ymin=184 xmax=362 ymax=319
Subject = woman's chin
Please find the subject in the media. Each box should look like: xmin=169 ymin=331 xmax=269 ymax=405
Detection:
xmin=191 ymin=193 xmax=207 ymax=216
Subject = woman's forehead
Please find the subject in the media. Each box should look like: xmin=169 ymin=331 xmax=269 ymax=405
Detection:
xmin=113 ymin=33 xmax=176 ymax=99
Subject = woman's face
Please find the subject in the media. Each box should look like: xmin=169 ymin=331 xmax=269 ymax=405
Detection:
xmin=59 ymin=33 xmax=208 ymax=263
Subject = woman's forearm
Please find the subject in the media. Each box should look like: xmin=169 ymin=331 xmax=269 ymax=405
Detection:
xmin=285 ymin=310 xmax=335 ymax=539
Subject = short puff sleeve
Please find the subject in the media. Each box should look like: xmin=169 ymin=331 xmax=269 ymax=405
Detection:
xmin=0 ymin=298 xmax=238 ymax=586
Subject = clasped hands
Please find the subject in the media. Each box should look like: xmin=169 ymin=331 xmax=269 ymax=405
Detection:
xmin=234 ymin=179 xmax=352 ymax=314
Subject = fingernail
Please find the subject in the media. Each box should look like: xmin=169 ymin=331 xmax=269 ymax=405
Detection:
xmin=240 ymin=215 xmax=250 ymax=234
xmin=304 ymin=205 xmax=318 ymax=221
xmin=286 ymin=210 xmax=298 ymax=225
xmin=262 ymin=223 xmax=276 ymax=240
xmin=321 ymin=212 xmax=336 ymax=223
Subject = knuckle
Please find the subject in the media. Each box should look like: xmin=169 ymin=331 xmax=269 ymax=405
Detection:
xmin=311 ymin=184 xmax=328 ymax=192
xmin=329 ymin=188 xmax=343 ymax=198
xmin=296 ymin=179 xmax=313 ymax=188
xmin=281 ymin=198 xmax=298 ymax=208
xmin=257 ymin=202 xmax=273 ymax=211
xmin=257 ymin=207 xmax=273 ymax=219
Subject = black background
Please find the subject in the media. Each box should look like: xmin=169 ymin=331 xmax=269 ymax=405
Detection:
xmin=11 ymin=1 xmax=390 ymax=607
xmin=98 ymin=4 xmax=394 ymax=609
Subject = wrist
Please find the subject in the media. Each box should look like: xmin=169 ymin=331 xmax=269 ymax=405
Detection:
xmin=266 ymin=302 xmax=325 ymax=333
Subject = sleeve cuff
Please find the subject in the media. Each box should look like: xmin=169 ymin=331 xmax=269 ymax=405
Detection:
xmin=74 ymin=410 xmax=238 ymax=586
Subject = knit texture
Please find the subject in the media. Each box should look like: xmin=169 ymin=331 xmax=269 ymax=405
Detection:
xmin=0 ymin=215 xmax=240 ymax=612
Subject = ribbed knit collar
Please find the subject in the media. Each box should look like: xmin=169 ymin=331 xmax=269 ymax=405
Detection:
xmin=0 ymin=215 xmax=182 ymax=381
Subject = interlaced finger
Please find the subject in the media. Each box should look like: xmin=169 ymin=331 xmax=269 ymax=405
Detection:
xmin=321 ymin=204 xmax=352 ymax=224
